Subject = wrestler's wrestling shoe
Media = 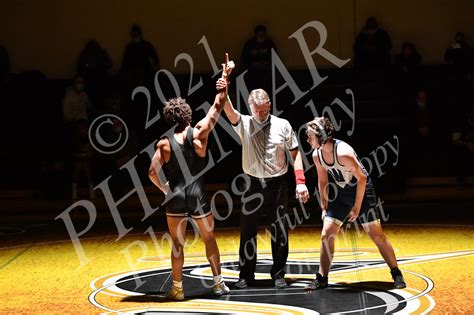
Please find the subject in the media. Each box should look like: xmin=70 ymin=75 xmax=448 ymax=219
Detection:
xmin=213 ymin=281 xmax=230 ymax=296
xmin=391 ymin=268 xmax=407 ymax=289
xmin=305 ymin=273 xmax=328 ymax=290
xmin=166 ymin=285 xmax=185 ymax=301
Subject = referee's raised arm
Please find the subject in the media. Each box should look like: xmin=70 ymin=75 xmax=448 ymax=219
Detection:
xmin=222 ymin=89 xmax=241 ymax=125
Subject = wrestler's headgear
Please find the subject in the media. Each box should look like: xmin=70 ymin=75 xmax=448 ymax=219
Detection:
xmin=307 ymin=117 xmax=333 ymax=145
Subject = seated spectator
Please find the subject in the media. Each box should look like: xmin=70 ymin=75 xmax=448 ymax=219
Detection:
xmin=395 ymin=42 xmax=423 ymax=94
xmin=354 ymin=17 xmax=392 ymax=69
xmin=452 ymin=105 xmax=474 ymax=152
xmin=63 ymin=75 xmax=92 ymax=124
xmin=403 ymin=89 xmax=433 ymax=156
xmin=121 ymin=24 xmax=159 ymax=90
xmin=395 ymin=42 xmax=422 ymax=73
xmin=415 ymin=89 xmax=431 ymax=139
xmin=451 ymin=104 xmax=474 ymax=183
xmin=445 ymin=32 xmax=474 ymax=79
xmin=445 ymin=32 xmax=471 ymax=63
xmin=241 ymin=24 xmax=276 ymax=90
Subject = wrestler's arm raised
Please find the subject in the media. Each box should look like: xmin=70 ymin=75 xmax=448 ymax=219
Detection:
xmin=221 ymin=59 xmax=240 ymax=125
xmin=194 ymin=53 xmax=235 ymax=143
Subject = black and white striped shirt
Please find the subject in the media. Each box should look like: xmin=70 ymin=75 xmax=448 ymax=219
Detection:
xmin=232 ymin=115 xmax=299 ymax=178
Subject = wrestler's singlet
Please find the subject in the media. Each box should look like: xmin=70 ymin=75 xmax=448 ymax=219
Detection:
xmin=163 ymin=127 xmax=210 ymax=214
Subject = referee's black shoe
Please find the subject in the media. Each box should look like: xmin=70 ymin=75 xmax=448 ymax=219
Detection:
xmin=274 ymin=275 xmax=288 ymax=289
xmin=233 ymin=278 xmax=255 ymax=289
xmin=391 ymin=267 xmax=407 ymax=289
xmin=305 ymin=272 xmax=328 ymax=290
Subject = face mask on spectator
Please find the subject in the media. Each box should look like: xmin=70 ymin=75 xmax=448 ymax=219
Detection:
xmin=75 ymin=83 xmax=84 ymax=92
xmin=417 ymin=101 xmax=426 ymax=108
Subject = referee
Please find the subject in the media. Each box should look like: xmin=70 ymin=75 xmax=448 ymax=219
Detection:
xmin=223 ymin=88 xmax=309 ymax=289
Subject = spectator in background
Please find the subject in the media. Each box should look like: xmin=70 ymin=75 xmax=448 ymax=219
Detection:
xmin=445 ymin=32 xmax=474 ymax=80
xmin=121 ymin=24 xmax=159 ymax=146
xmin=71 ymin=120 xmax=94 ymax=200
xmin=452 ymin=105 xmax=474 ymax=152
xmin=402 ymin=89 xmax=432 ymax=155
xmin=77 ymin=40 xmax=112 ymax=107
xmin=395 ymin=42 xmax=423 ymax=94
xmin=414 ymin=90 xmax=431 ymax=139
xmin=452 ymin=104 xmax=474 ymax=184
xmin=408 ymin=89 xmax=433 ymax=158
xmin=445 ymin=32 xmax=471 ymax=63
xmin=121 ymin=24 xmax=159 ymax=90
xmin=395 ymin=42 xmax=422 ymax=74
xmin=0 ymin=45 xmax=10 ymax=83
xmin=103 ymin=82 xmax=124 ymax=115
xmin=241 ymin=25 xmax=276 ymax=91
xmin=62 ymin=75 xmax=94 ymax=199
xmin=354 ymin=17 xmax=392 ymax=69
xmin=63 ymin=75 xmax=92 ymax=124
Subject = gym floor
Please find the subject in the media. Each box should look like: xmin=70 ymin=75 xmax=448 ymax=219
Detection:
xmin=1 ymin=203 xmax=473 ymax=314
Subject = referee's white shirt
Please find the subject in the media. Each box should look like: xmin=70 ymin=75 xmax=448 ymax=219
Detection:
xmin=232 ymin=114 xmax=299 ymax=178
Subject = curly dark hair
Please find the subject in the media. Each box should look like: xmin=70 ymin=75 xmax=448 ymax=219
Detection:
xmin=163 ymin=97 xmax=192 ymax=132
xmin=306 ymin=117 xmax=334 ymax=144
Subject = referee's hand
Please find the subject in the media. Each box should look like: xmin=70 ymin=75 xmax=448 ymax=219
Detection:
xmin=295 ymin=184 xmax=309 ymax=203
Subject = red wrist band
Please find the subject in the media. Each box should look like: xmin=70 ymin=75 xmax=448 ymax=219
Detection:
xmin=294 ymin=169 xmax=305 ymax=185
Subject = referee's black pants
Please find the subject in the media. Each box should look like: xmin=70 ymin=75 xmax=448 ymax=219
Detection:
xmin=238 ymin=174 xmax=289 ymax=281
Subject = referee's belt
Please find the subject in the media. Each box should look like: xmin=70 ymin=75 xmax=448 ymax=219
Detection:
xmin=247 ymin=173 xmax=286 ymax=183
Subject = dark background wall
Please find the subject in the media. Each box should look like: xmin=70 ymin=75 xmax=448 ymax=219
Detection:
xmin=1 ymin=0 xmax=473 ymax=78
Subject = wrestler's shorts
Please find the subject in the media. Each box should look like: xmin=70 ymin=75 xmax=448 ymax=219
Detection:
xmin=165 ymin=191 xmax=212 ymax=220
xmin=325 ymin=178 xmax=381 ymax=227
